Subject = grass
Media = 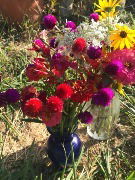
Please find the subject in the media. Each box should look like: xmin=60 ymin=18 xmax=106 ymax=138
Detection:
xmin=0 ymin=2 xmax=135 ymax=180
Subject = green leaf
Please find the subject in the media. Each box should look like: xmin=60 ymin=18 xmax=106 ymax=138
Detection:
xmin=127 ymin=171 xmax=135 ymax=180
xmin=21 ymin=118 xmax=43 ymax=123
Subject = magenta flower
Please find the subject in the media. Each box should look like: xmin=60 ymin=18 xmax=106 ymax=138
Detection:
xmin=43 ymin=14 xmax=57 ymax=30
xmin=109 ymin=49 xmax=135 ymax=85
xmin=32 ymin=39 xmax=45 ymax=51
xmin=89 ymin=13 xmax=99 ymax=22
xmin=5 ymin=88 xmax=20 ymax=104
xmin=92 ymin=88 xmax=114 ymax=107
xmin=65 ymin=21 xmax=76 ymax=30
xmin=105 ymin=59 xmax=123 ymax=76
xmin=87 ymin=46 xmax=102 ymax=59
xmin=78 ymin=111 xmax=93 ymax=124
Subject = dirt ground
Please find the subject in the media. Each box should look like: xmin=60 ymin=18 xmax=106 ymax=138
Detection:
xmin=1 ymin=120 xmax=135 ymax=174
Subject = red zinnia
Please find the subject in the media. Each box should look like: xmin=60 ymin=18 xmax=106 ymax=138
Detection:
xmin=26 ymin=63 xmax=48 ymax=81
xmin=46 ymin=96 xmax=63 ymax=113
xmin=22 ymin=98 xmax=43 ymax=117
xmin=72 ymin=37 xmax=86 ymax=54
xmin=56 ymin=83 xmax=73 ymax=100
xmin=71 ymin=80 xmax=94 ymax=103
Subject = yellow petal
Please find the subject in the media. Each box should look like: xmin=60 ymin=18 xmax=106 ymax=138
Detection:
xmin=125 ymin=38 xmax=131 ymax=49
xmin=120 ymin=39 xmax=125 ymax=49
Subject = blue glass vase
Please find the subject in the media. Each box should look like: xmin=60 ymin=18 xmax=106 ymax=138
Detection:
xmin=47 ymin=131 xmax=82 ymax=168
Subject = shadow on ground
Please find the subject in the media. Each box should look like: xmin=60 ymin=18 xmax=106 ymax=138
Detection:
xmin=1 ymin=124 xmax=135 ymax=180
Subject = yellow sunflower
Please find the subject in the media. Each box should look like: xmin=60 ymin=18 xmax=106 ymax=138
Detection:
xmin=95 ymin=0 xmax=121 ymax=18
xmin=100 ymin=10 xmax=116 ymax=19
xmin=110 ymin=25 xmax=135 ymax=50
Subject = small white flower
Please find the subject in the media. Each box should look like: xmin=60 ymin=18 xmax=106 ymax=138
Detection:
xmin=57 ymin=15 xmax=122 ymax=53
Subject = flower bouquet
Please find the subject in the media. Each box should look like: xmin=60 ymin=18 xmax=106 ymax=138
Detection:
xmin=1 ymin=0 xmax=135 ymax=167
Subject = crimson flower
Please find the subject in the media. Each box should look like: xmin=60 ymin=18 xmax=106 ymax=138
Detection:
xmin=46 ymin=96 xmax=63 ymax=113
xmin=56 ymin=83 xmax=73 ymax=100
xmin=71 ymin=80 xmax=94 ymax=103
xmin=72 ymin=37 xmax=86 ymax=54
xmin=22 ymin=98 xmax=43 ymax=118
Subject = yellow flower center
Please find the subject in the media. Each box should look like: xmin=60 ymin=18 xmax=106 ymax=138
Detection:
xmin=104 ymin=7 xmax=112 ymax=12
xmin=120 ymin=31 xmax=127 ymax=38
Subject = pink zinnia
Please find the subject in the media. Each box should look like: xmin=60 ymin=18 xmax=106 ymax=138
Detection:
xmin=109 ymin=49 xmax=135 ymax=85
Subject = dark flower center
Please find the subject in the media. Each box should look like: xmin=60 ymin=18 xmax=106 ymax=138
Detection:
xmin=120 ymin=31 xmax=127 ymax=38
xmin=104 ymin=7 xmax=112 ymax=12
xmin=125 ymin=62 xmax=133 ymax=69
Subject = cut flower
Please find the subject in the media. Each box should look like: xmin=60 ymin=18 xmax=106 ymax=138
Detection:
xmin=22 ymin=98 xmax=43 ymax=118
xmin=46 ymin=96 xmax=63 ymax=113
xmin=110 ymin=25 xmax=135 ymax=50
xmin=78 ymin=111 xmax=93 ymax=124
xmin=95 ymin=0 xmax=121 ymax=18
xmin=108 ymin=49 xmax=135 ymax=85
xmin=92 ymin=88 xmax=114 ymax=106
xmin=56 ymin=83 xmax=73 ymax=100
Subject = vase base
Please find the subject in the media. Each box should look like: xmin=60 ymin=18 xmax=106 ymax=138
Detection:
xmin=47 ymin=133 xmax=82 ymax=168
xmin=87 ymin=126 xmax=110 ymax=140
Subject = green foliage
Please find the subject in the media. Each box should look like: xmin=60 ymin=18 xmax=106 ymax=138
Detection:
xmin=127 ymin=171 xmax=135 ymax=180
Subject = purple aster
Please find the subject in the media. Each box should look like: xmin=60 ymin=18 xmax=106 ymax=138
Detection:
xmin=43 ymin=14 xmax=57 ymax=30
xmin=78 ymin=111 xmax=93 ymax=124
xmin=5 ymin=88 xmax=20 ymax=104
xmin=105 ymin=59 xmax=123 ymax=76
xmin=0 ymin=92 xmax=6 ymax=107
xmin=65 ymin=21 xmax=76 ymax=30
xmin=87 ymin=46 xmax=102 ymax=59
xmin=89 ymin=13 xmax=99 ymax=22
xmin=49 ymin=38 xmax=58 ymax=48
xmin=92 ymin=88 xmax=114 ymax=107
